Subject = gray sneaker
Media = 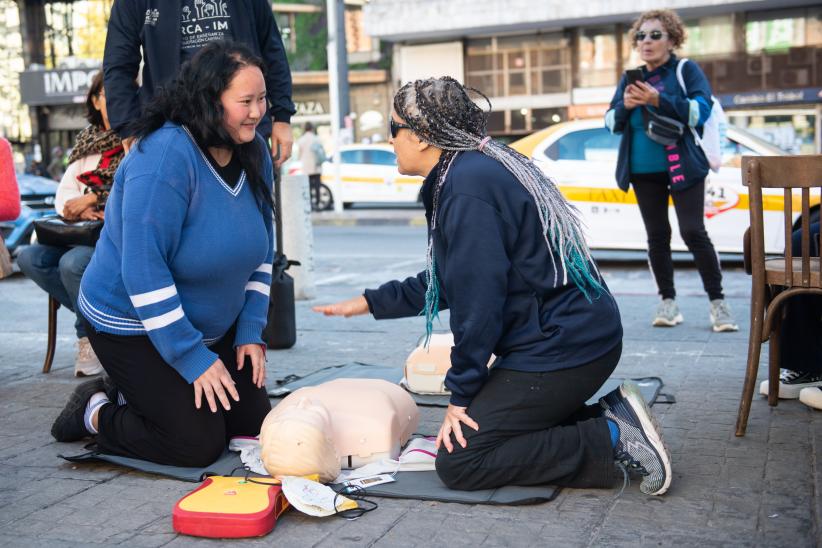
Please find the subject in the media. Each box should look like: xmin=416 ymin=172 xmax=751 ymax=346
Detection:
xmin=652 ymin=298 xmax=683 ymax=327
xmin=600 ymin=382 xmax=672 ymax=496
xmin=709 ymin=299 xmax=738 ymax=332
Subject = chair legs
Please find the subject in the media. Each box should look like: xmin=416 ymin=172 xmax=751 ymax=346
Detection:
xmin=736 ymin=285 xmax=766 ymax=436
xmin=767 ymin=312 xmax=782 ymax=407
xmin=42 ymin=295 xmax=59 ymax=374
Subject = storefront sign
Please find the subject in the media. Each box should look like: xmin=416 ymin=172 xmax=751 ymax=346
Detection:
xmin=295 ymin=101 xmax=327 ymax=116
xmin=19 ymin=67 xmax=101 ymax=106
xmin=719 ymin=87 xmax=822 ymax=108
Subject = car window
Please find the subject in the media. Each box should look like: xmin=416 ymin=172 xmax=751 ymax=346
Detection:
xmin=544 ymin=128 xmax=621 ymax=162
xmin=340 ymin=150 xmax=366 ymax=164
xmin=721 ymin=139 xmax=759 ymax=168
xmin=365 ymin=150 xmax=398 ymax=166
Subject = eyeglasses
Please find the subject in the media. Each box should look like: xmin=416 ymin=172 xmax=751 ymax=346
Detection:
xmin=389 ymin=119 xmax=411 ymax=139
xmin=635 ymin=30 xmax=668 ymax=42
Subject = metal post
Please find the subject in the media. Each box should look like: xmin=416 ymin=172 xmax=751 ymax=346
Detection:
xmin=326 ymin=0 xmax=344 ymax=212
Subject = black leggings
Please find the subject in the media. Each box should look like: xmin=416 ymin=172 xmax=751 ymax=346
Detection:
xmin=632 ymin=173 xmax=724 ymax=301
xmin=84 ymin=318 xmax=272 ymax=467
xmin=435 ymin=343 xmax=622 ymax=491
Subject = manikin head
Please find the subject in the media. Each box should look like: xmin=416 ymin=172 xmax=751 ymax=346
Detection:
xmin=259 ymin=397 xmax=340 ymax=482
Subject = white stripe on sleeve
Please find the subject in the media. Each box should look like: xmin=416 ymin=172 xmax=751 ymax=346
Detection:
xmin=130 ymin=284 xmax=178 ymax=308
xmin=245 ymin=281 xmax=271 ymax=297
xmin=255 ymin=263 xmax=273 ymax=275
xmin=142 ymin=305 xmax=185 ymax=331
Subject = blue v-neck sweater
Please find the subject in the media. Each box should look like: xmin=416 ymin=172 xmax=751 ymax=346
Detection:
xmin=79 ymin=122 xmax=274 ymax=383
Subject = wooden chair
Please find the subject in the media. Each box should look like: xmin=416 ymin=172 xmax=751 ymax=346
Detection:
xmin=43 ymin=295 xmax=60 ymax=373
xmin=736 ymin=155 xmax=822 ymax=437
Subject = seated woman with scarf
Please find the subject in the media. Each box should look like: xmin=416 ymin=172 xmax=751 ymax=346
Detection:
xmin=18 ymin=71 xmax=123 ymax=376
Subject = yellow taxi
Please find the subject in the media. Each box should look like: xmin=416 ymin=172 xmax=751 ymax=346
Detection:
xmin=509 ymin=119 xmax=814 ymax=254
xmin=316 ymin=144 xmax=424 ymax=209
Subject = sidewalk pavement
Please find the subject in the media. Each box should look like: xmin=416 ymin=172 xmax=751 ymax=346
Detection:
xmin=0 ymin=253 xmax=820 ymax=546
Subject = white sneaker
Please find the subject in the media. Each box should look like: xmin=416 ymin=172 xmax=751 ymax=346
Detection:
xmin=799 ymin=387 xmax=822 ymax=410
xmin=759 ymin=369 xmax=822 ymax=399
xmin=652 ymin=299 xmax=683 ymax=327
xmin=75 ymin=337 xmax=104 ymax=377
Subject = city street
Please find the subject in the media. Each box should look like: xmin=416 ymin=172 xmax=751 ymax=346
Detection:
xmin=0 ymin=223 xmax=819 ymax=547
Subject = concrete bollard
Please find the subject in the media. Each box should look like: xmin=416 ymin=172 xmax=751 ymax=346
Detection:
xmin=279 ymin=173 xmax=316 ymax=300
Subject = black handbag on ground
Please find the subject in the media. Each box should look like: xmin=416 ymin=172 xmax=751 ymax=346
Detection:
xmin=642 ymin=108 xmax=685 ymax=146
xmin=262 ymin=254 xmax=300 ymax=349
xmin=33 ymin=215 xmax=103 ymax=247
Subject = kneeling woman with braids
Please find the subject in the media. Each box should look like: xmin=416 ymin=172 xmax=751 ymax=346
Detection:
xmin=315 ymin=77 xmax=672 ymax=496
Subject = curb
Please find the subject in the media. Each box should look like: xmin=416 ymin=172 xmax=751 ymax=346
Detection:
xmin=310 ymin=215 xmax=427 ymax=227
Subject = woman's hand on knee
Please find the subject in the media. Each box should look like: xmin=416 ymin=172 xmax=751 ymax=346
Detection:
xmin=193 ymin=358 xmax=240 ymax=413
xmin=436 ymin=404 xmax=479 ymax=453
xmin=311 ymin=295 xmax=369 ymax=317
xmin=236 ymin=343 xmax=267 ymax=389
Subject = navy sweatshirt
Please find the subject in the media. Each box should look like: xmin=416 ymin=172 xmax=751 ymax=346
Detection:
xmin=605 ymin=55 xmax=712 ymax=193
xmin=103 ymin=0 xmax=295 ymax=138
xmin=364 ymin=151 xmax=623 ymax=406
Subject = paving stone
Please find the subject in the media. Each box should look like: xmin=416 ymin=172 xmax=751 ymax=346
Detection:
xmin=0 ymin=244 xmax=819 ymax=546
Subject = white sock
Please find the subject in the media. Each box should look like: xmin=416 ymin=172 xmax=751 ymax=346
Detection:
xmin=84 ymin=391 xmax=109 ymax=435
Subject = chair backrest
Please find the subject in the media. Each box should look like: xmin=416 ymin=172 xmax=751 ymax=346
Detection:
xmin=742 ymin=155 xmax=822 ymax=288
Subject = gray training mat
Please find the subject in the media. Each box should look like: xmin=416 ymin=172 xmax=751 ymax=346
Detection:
xmin=60 ymin=449 xmax=244 ymax=482
xmin=269 ymin=362 xmax=665 ymax=407
xmin=331 ymin=470 xmax=558 ymax=505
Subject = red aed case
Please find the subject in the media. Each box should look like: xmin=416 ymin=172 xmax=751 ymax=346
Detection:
xmin=172 ymin=476 xmax=289 ymax=538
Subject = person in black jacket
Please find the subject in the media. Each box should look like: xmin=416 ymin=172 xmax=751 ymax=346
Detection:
xmin=103 ymin=0 xmax=296 ymax=166
xmin=314 ymin=77 xmax=673 ymax=496
xmin=605 ymin=9 xmax=736 ymax=332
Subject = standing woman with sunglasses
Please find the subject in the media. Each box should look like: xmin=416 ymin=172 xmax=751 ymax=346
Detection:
xmin=605 ymin=9 xmax=737 ymax=332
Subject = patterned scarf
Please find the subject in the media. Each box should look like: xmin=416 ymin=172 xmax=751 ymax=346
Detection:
xmin=67 ymin=125 xmax=124 ymax=208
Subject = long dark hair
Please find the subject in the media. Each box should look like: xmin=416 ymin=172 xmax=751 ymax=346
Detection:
xmin=85 ymin=71 xmax=105 ymax=128
xmin=129 ymin=40 xmax=273 ymax=211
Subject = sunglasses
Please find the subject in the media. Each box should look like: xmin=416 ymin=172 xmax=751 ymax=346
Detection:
xmin=389 ymin=119 xmax=411 ymax=139
xmin=635 ymin=30 xmax=668 ymax=42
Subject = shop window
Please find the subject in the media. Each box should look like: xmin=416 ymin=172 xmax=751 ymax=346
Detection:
xmin=681 ymin=15 xmax=735 ymax=57
xmin=746 ymin=8 xmax=816 ymax=53
xmin=465 ymin=34 xmax=570 ymax=98
xmin=577 ymin=27 xmax=618 ymax=87
xmin=487 ymin=111 xmax=506 ymax=134
xmin=510 ymin=109 xmax=527 ymax=131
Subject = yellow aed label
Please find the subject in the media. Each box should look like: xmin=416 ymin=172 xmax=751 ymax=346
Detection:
xmin=178 ymin=477 xmax=279 ymax=515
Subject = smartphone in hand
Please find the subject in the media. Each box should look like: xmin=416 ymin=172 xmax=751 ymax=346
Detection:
xmin=625 ymin=69 xmax=643 ymax=86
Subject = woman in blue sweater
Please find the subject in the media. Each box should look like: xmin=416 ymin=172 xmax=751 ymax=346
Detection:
xmin=315 ymin=77 xmax=673 ymax=496
xmin=50 ymin=41 xmax=274 ymax=467
xmin=606 ymin=9 xmax=736 ymax=332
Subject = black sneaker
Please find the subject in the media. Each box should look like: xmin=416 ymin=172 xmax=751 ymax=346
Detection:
xmin=51 ymin=378 xmax=105 ymax=442
xmin=600 ymin=382 xmax=672 ymax=496
xmin=759 ymin=369 xmax=822 ymax=399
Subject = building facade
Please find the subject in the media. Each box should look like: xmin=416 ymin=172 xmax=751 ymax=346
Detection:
xmin=364 ymin=0 xmax=822 ymax=153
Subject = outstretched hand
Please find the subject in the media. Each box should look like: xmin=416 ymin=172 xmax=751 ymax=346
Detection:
xmin=436 ymin=404 xmax=480 ymax=453
xmin=312 ymin=295 xmax=369 ymax=317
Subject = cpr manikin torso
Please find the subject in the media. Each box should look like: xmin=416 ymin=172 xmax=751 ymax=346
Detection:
xmin=259 ymin=379 xmax=419 ymax=482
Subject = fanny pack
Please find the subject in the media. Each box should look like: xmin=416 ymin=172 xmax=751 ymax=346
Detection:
xmin=33 ymin=215 xmax=103 ymax=247
xmin=642 ymin=108 xmax=684 ymax=146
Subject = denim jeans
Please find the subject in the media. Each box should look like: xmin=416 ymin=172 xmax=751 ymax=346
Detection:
xmin=17 ymin=244 xmax=94 ymax=338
